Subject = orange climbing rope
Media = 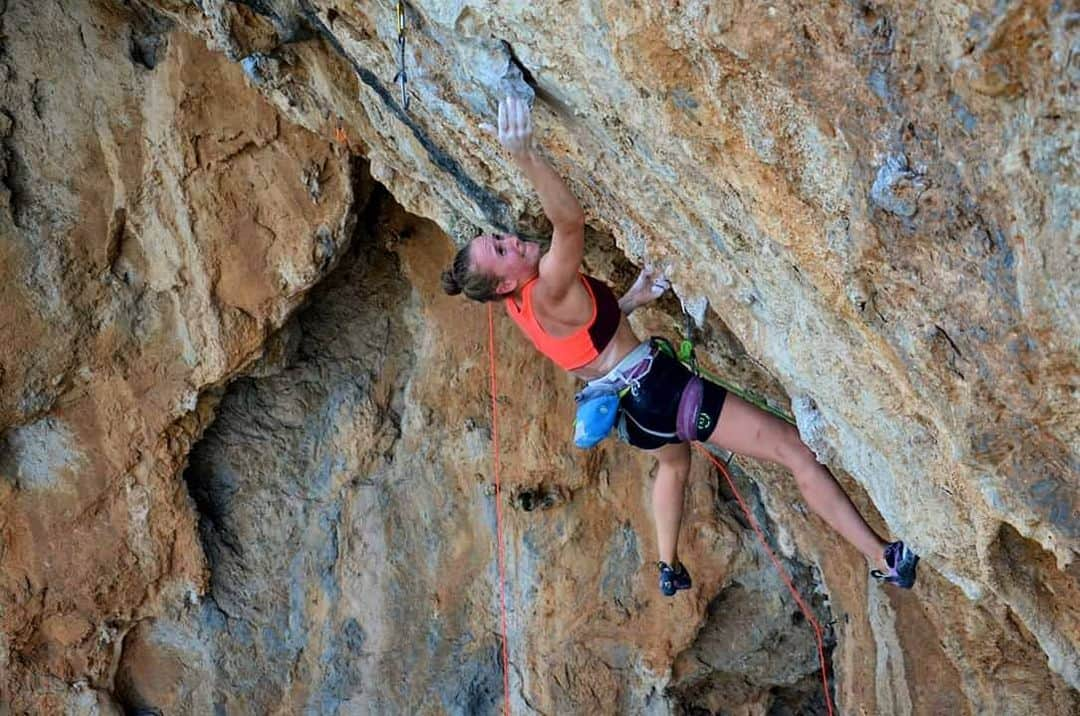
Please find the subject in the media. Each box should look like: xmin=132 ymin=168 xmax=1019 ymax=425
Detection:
xmin=693 ymin=443 xmax=836 ymax=716
xmin=487 ymin=304 xmax=513 ymax=716
xmin=485 ymin=302 xmax=832 ymax=714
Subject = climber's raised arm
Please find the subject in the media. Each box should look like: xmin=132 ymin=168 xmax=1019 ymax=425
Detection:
xmin=497 ymin=96 xmax=584 ymax=299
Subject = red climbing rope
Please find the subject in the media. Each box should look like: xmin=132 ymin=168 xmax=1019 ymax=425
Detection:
xmin=487 ymin=303 xmax=513 ymax=716
xmin=693 ymin=443 xmax=836 ymax=716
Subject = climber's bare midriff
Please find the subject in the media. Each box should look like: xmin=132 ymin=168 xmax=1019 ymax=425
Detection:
xmin=569 ymin=316 xmax=643 ymax=382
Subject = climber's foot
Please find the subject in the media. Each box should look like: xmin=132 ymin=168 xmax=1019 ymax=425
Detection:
xmin=871 ymin=541 xmax=919 ymax=589
xmin=658 ymin=561 xmax=692 ymax=597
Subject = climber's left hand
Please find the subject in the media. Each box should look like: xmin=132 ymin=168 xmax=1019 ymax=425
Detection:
xmin=621 ymin=264 xmax=671 ymax=313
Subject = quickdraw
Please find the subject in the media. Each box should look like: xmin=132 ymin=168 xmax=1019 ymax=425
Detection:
xmin=394 ymin=0 xmax=410 ymax=111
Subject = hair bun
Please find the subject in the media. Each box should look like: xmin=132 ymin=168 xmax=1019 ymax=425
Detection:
xmin=440 ymin=268 xmax=462 ymax=296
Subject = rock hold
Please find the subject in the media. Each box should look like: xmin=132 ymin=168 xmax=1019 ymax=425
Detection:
xmin=870 ymin=153 xmax=928 ymax=218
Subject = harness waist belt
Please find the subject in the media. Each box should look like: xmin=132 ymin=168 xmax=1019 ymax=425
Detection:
xmin=577 ymin=341 xmax=655 ymax=400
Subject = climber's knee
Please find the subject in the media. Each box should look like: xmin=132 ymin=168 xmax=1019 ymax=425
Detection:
xmin=775 ymin=423 xmax=819 ymax=477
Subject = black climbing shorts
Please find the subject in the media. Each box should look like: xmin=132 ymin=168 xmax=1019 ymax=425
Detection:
xmin=617 ymin=343 xmax=728 ymax=451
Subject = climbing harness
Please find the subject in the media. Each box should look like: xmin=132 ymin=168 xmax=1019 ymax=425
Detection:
xmin=486 ymin=304 xmax=512 ymax=716
xmin=394 ymin=0 xmax=410 ymax=111
xmin=573 ymin=321 xmax=795 ymax=452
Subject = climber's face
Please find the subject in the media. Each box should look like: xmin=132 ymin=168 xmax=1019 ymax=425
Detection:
xmin=470 ymin=233 xmax=541 ymax=294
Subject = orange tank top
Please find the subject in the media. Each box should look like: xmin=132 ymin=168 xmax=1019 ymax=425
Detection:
xmin=504 ymin=273 xmax=622 ymax=371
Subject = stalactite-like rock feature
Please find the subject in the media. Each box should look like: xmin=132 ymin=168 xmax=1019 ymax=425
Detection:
xmin=0 ymin=0 xmax=1076 ymax=713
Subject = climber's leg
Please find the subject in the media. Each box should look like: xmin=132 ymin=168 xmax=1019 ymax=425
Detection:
xmin=650 ymin=441 xmax=691 ymax=567
xmin=650 ymin=441 xmax=693 ymax=595
xmin=704 ymin=394 xmax=890 ymax=570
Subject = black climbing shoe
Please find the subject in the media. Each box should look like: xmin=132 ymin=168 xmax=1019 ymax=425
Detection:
xmin=658 ymin=561 xmax=692 ymax=597
xmin=871 ymin=540 xmax=919 ymax=589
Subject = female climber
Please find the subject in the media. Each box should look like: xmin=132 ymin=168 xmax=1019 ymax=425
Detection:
xmin=442 ymin=96 xmax=918 ymax=596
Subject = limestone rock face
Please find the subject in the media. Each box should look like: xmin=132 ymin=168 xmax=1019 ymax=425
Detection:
xmin=0 ymin=1 xmax=355 ymax=710
xmin=1 ymin=1 xmax=1077 ymax=714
